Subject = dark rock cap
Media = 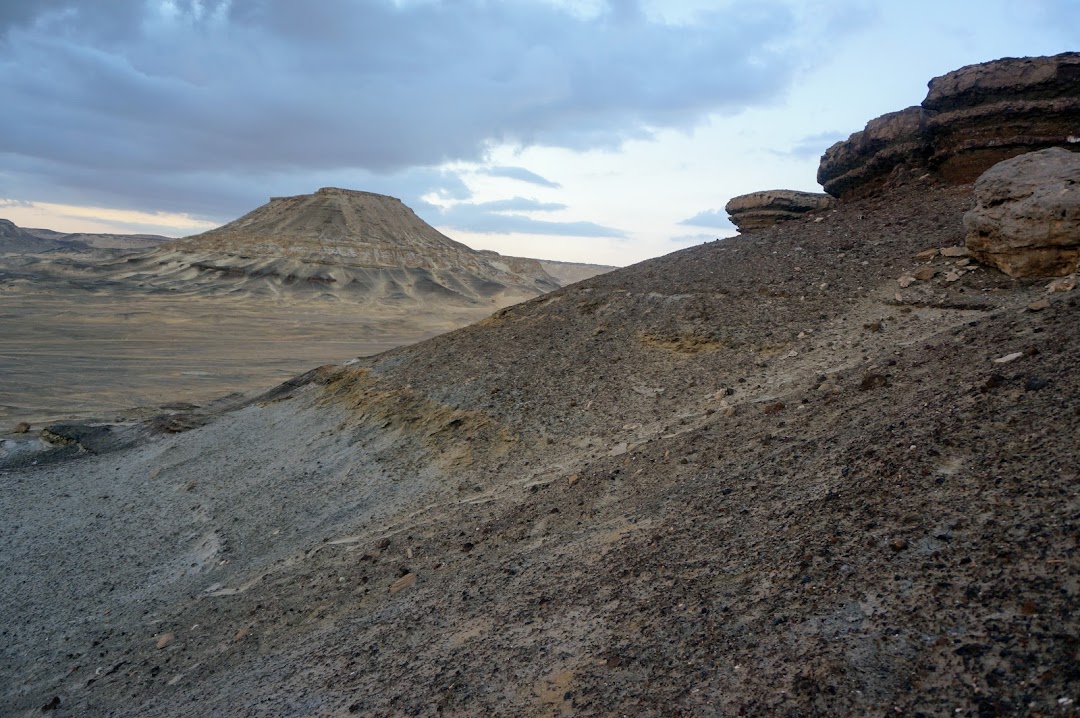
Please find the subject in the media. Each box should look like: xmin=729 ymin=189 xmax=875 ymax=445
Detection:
xmin=818 ymin=52 xmax=1080 ymax=199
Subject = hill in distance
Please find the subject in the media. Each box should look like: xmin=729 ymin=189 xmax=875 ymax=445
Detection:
xmin=116 ymin=187 xmax=593 ymax=306
xmin=0 ymin=192 xmax=615 ymax=426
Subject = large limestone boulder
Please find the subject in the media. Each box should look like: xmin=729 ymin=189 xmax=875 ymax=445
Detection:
xmin=964 ymin=147 xmax=1080 ymax=277
xmin=724 ymin=190 xmax=834 ymax=233
xmin=819 ymin=52 xmax=1080 ymax=199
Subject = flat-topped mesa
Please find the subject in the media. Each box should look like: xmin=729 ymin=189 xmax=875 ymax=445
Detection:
xmin=130 ymin=188 xmax=560 ymax=304
xmin=818 ymin=52 xmax=1080 ymax=199
xmin=725 ymin=190 xmax=835 ymax=232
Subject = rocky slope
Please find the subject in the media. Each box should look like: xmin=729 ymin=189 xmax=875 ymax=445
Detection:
xmin=2 ymin=179 xmax=1077 ymax=717
xmin=115 ymin=188 xmax=561 ymax=306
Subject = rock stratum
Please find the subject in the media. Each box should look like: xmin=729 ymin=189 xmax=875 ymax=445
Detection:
xmin=724 ymin=189 xmax=834 ymax=232
xmin=819 ymin=52 xmax=1080 ymax=198
xmin=116 ymin=188 xmax=562 ymax=305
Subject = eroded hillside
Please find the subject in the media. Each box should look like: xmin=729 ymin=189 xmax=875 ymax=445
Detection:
xmin=1 ymin=182 xmax=1077 ymax=717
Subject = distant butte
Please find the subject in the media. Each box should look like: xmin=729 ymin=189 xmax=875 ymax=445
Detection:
xmin=121 ymin=187 xmax=569 ymax=306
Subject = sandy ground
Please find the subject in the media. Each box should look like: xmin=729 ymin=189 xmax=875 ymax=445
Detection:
xmin=0 ymin=282 xmax=496 ymax=427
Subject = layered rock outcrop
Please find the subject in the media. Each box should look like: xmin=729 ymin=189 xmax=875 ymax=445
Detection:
xmin=819 ymin=52 xmax=1080 ymax=199
xmin=964 ymin=147 xmax=1080 ymax=277
xmin=724 ymin=190 xmax=834 ymax=232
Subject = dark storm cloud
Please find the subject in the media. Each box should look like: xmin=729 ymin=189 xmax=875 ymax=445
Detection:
xmin=0 ymin=0 xmax=851 ymax=226
xmin=678 ymin=209 xmax=734 ymax=230
xmin=478 ymin=167 xmax=562 ymax=189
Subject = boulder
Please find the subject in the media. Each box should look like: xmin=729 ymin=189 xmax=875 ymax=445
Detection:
xmin=964 ymin=147 xmax=1080 ymax=277
xmin=818 ymin=52 xmax=1080 ymax=199
xmin=724 ymin=190 xmax=835 ymax=232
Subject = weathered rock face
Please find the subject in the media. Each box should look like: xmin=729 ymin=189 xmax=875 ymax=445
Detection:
xmin=724 ymin=190 xmax=835 ymax=232
xmin=925 ymin=53 xmax=1080 ymax=183
xmin=819 ymin=52 xmax=1080 ymax=199
xmin=817 ymin=107 xmax=931 ymax=199
xmin=964 ymin=147 xmax=1080 ymax=277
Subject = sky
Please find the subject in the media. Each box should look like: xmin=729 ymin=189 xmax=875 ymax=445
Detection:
xmin=0 ymin=1 xmax=1076 ymax=266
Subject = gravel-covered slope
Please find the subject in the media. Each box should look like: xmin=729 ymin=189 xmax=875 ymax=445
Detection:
xmin=1 ymin=181 xmax=1077 ymax=717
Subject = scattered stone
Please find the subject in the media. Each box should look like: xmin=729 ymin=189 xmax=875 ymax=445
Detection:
xmin=724 ymin=405 xmax=737 ymax=417
xmin=786 ymin=350 xmax=799 ymax=358
xmin=940 ymin=245 xmax=969 ymax=258
xmin=724 ymin=190 xmax=835 ymax=233
xmin=944 ymin=270 xmax=962 ymax=282
xmin=1046 ymin=275 xmax=1078 ymax=293
xmin=898 ymin=275 xmax=916 ymax=288
xmin=964 ymin=148 xmax=1080 ymax=277
xmin=155 ymin=632 xmax=175 ymax=649
xmin=388 ymin=573 xmax=417 ymax=594
xmin=761 ymin=402 xmax=785 ymax=414
xmin=915 ymin=248 xmax=939 ymax=260
xmin=913 ymin=266 xmax=938 ymax=281
xmin=890 ymin=538 xmax=909 ymax=552
xmin=1028 ymin=299 xmax=1051 ymax=311
xmin=1025 ymin=377 xmax=1050 ymax=392
xmin=858 ymin=373 xmax=889 ymax=391
xmin=993 ymin=352 xmax=1024 ymax=364
xmin=567 ymin=473 xmax=580 ymax=487
xmin=13 ymin=421 xmax=30 ymax=434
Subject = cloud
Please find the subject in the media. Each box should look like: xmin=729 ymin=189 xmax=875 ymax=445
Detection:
xmin=775 ymin=130 xmax=849 ymax=159
xmin=0 ymin=0 xmax=857 ymax=218
xmin=425 ymin=196 xmax=625 ymax=238
xmin=670 ymin=232 xmax=722 ymax=246
xmin=478 ymin=166 xmax=562 ymax=189
xmin=678 ymin=209 xmax=735 ymax=230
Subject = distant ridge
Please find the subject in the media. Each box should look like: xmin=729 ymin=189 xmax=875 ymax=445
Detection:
xmin=0 ymin=219 xmax=85 ymax=253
